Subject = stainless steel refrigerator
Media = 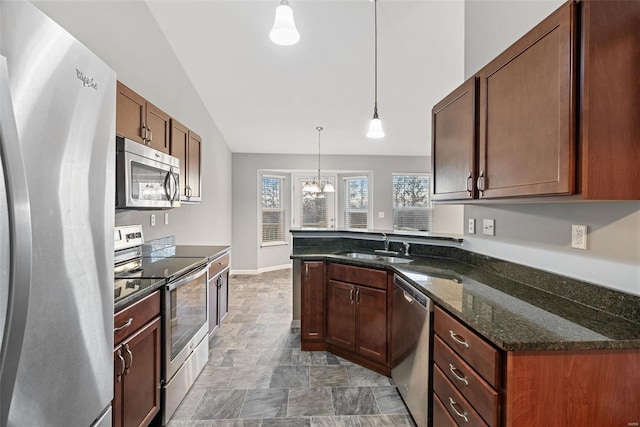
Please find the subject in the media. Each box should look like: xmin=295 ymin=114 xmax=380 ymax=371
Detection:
xmin=0 ymin=1 xmax=115 ymax=425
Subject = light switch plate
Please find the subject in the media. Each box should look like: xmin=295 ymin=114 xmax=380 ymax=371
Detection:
xmin=468 ymin=218 xmax=476 ymax=234
xmin=483 ymin=219 xmax=495 ymax=236
xmin=378 ymin=212 xmax=385 ymax=219
xmin=164 ymin=213 xmax=169 ymax=225
xmin=150 ymin=214 xmax=156 ymax=227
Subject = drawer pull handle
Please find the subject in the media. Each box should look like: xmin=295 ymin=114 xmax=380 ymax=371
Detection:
xmin=114 ymin=317 xmax=133 ymax=332
xmin=448 ymin=397 xmax=469 ymax=423
xmin=449 ymin=364 xmax=469 ymax=386
xmin=449 ymin=330 xmax=469 ymax=348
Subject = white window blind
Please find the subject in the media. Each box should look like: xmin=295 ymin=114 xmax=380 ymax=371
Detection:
xmin=344 ymin=177 xmax=369 ymax=229
xmin=392 ymin=174 xmax=434 ymax=232
xmin=261 ymin=175 xmax=285 ymax=243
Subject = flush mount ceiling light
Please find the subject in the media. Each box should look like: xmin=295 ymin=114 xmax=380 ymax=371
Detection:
xmin=302 ymin=126 xmax=335 ymax=194
xmin=366 ymin=0 xmax=385 ymax=139
xmin=269 ymin=0 xmax=300 ymax=46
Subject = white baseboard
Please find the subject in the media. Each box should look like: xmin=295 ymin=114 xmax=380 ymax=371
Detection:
xmin=231 ymin=262 xmax=292 ymax=276
xmin=290 ymin=320 xmax=301 ymax=328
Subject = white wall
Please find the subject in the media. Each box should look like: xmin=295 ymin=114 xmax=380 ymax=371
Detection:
xmin=464 ymin=0 xmax=640 ymax=295
xmin=32 ymin=1 xmax=233 ymax=246
xmin=233 ymin=153 xmax=429 ymax=272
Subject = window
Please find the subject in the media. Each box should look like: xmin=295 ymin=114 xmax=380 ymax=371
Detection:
xmin=261 ymin=175 xmax=285 ymax=244
xmin=344 ymin=176 xmax=369 ymax=229
xmin=392 ymin=174 xmax=434 ymax=232
xmin=292 ymin=175 xmax=337 ymax=230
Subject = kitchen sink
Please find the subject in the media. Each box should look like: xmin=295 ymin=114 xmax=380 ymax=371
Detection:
xmin=341 ymin=252 xmax=378 ymax=260
xmin=375 ymin=256 xmax=413 ymax=264
xmin=339 ymin=252 xmax=413 ymax=264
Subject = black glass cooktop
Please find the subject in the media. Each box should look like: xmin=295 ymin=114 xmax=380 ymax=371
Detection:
xmin=115 ymin=256 xmax=207 ymax=282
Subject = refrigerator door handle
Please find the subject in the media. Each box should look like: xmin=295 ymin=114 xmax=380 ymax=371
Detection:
xmin=0 ymin=55 xmax=33 ymax=426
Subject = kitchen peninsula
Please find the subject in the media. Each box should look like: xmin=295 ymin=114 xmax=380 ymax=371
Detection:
xmin=291 ymin=229 xmax=640 ymax=426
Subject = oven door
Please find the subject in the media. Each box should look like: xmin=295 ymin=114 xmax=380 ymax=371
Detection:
xmin=163 ymin=263 xmax=209 ymax=380
xmin=116 ymin=138 xmax=180 ymax=209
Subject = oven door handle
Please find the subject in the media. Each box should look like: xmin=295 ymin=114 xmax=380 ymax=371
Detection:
xmin=166 ymin=263 xmax=208 ymax=291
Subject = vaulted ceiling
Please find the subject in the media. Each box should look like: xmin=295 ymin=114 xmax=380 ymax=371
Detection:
xmin=146 ymin=0 xmax=464 ymax=156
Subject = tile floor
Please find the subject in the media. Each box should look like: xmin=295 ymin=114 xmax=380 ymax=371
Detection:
xmin=168 ymin=268 xmax=416 ymax=427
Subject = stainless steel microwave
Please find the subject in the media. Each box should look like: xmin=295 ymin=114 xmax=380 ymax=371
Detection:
xmin=116 ymin=137 xmax=181 ymax=209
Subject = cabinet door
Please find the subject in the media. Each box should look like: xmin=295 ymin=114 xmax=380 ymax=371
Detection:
xmin=326 ymin=280 xmax=356 ymax=351
xmin=113 ymin=347 xmax=125 ymax=427
xmin=208 ymin=276 xmax=219 ymax=335
xmin=170 ymin=119 xmax=188 ymax=198
xmin=122 ymin=317 xmax=161 ymax=427
xmin=301 ymin=261 xmax=325 ymax=341
xmin=432 ymin=77 xmax=477 ymax=201
xmin=116 ymin=81 xmax=145 ymax=144
xmin=355 ymin=286 xmax=387 ymax=364
xmin=478 ymin=1 xmax=576 ymax=199
xmin=146 ymin=102 xmax=171 ymax=154
xmin=187 ymin=130 xmax=202 ymax=201
xmin=218 ymin=271 xmax=229 ymax=324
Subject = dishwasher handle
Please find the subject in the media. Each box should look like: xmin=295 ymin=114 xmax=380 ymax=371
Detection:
xmin=393 ymin=274 xmax=431 ymax=310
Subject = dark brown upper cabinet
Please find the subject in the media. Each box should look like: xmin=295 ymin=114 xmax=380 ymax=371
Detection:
xmin=477 ymin=1 xmax=576 ymax=199
xmin=431 ymin=77 xmax=478 ymax=201
xmin=431 ymin=0 xmax=640 ymax=202
xmin=170 ymin=119 xmax=202 ymax=203
xmin=116 ymin=81 xmax=170 ymax=154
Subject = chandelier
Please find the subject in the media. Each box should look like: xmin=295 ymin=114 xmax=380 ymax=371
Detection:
xmin=302 ymin=126 xmax=335 ymax=194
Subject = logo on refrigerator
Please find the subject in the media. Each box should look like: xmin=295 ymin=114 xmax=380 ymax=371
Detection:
xmin=75 ymin=68 xmax=98 ymax=90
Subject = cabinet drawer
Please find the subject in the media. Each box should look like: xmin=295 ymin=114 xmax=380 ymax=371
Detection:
xmin=433 ymin=392 xmax=458 ymax=427
xmin=434 ymin=305 xmax=500 ymax=387
xmin=328 ymin=263 xmax=387 ymax=290
xmin=434 ymin=364 xmax=489 ymax=427
xmin=209 ymin=253 xmax=230 ymax=278
xmin=114 ymin=290 xmax=160 ymax=346
xmin=434 ymin=335 xmax=499 ymax=425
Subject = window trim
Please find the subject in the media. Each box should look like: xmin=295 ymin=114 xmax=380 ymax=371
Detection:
xmin=260 ymin=173 xmax=287 ymax=246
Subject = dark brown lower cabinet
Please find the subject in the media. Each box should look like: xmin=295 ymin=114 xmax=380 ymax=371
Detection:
xmin=113 ymin=317 xmax=161 ymax=427
xmin=301 ymin=261 xmax=325 ymax=342
xmin=326 ymin=279 xmax=387 ymax=365
xmin=208 ymin=253 xmax=230 ymax=335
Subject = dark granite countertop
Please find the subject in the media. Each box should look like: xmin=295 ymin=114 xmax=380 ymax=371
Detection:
xmin=114 ymin=245 xmax=231 ymax=312
xmin=291 ymin=245 xmax=640 ymax=352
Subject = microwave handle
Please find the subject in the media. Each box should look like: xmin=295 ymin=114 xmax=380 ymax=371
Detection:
xmin=163 ymin=171 xmax=172 ymax=201
xmin=171 ymin=170 xmax=179 ymax=202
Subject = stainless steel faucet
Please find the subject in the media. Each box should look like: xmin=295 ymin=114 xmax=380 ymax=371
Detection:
xmin=403 ymin=242 xmax=410 ymax=256
xmin=382 ymin=233 xmax=389 ymax=251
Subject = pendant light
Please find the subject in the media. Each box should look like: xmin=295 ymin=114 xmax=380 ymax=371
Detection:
xmin=366 ymin=0 xmax=385 ymax=139
xmin=302 ymin=126 xmax=335 ymax=194
xmin=269 ymin=0 xmax=300 ymax=46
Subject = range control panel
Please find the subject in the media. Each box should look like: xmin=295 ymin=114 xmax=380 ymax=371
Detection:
xmin=114 ymin=224 xmax=144 ymax=251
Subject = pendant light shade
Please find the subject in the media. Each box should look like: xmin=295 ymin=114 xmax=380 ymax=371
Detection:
xmin=367 ymin=113 xmax=385 ymax=139
xmin=269 ymin=0 xmax=300 ymax=46
xmin=367 ymin=0 xmax=385 ymax=139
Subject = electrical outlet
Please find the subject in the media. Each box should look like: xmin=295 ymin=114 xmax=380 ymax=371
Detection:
xmin=150 ymin=214 xmax=156 ymax=227
xmin=468 ymin=218 xmax=476 ymax=234
xmin=164 ymin=213 xmax=169 ymax=225
xmin=571 ymin=224 xmax=587 ymax=250
xmin=483 ymin=219 xmax=495 ymax=236
xmin=378 ymin=212 xmax=385 ymax=219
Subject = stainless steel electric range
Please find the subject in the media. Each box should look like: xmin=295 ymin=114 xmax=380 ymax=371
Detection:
xmin=114 ymin=225 xmax=209 ymax=425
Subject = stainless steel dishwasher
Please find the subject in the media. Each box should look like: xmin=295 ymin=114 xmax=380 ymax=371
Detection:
xmin=392 ymin=274 xmax=433 ymax=427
